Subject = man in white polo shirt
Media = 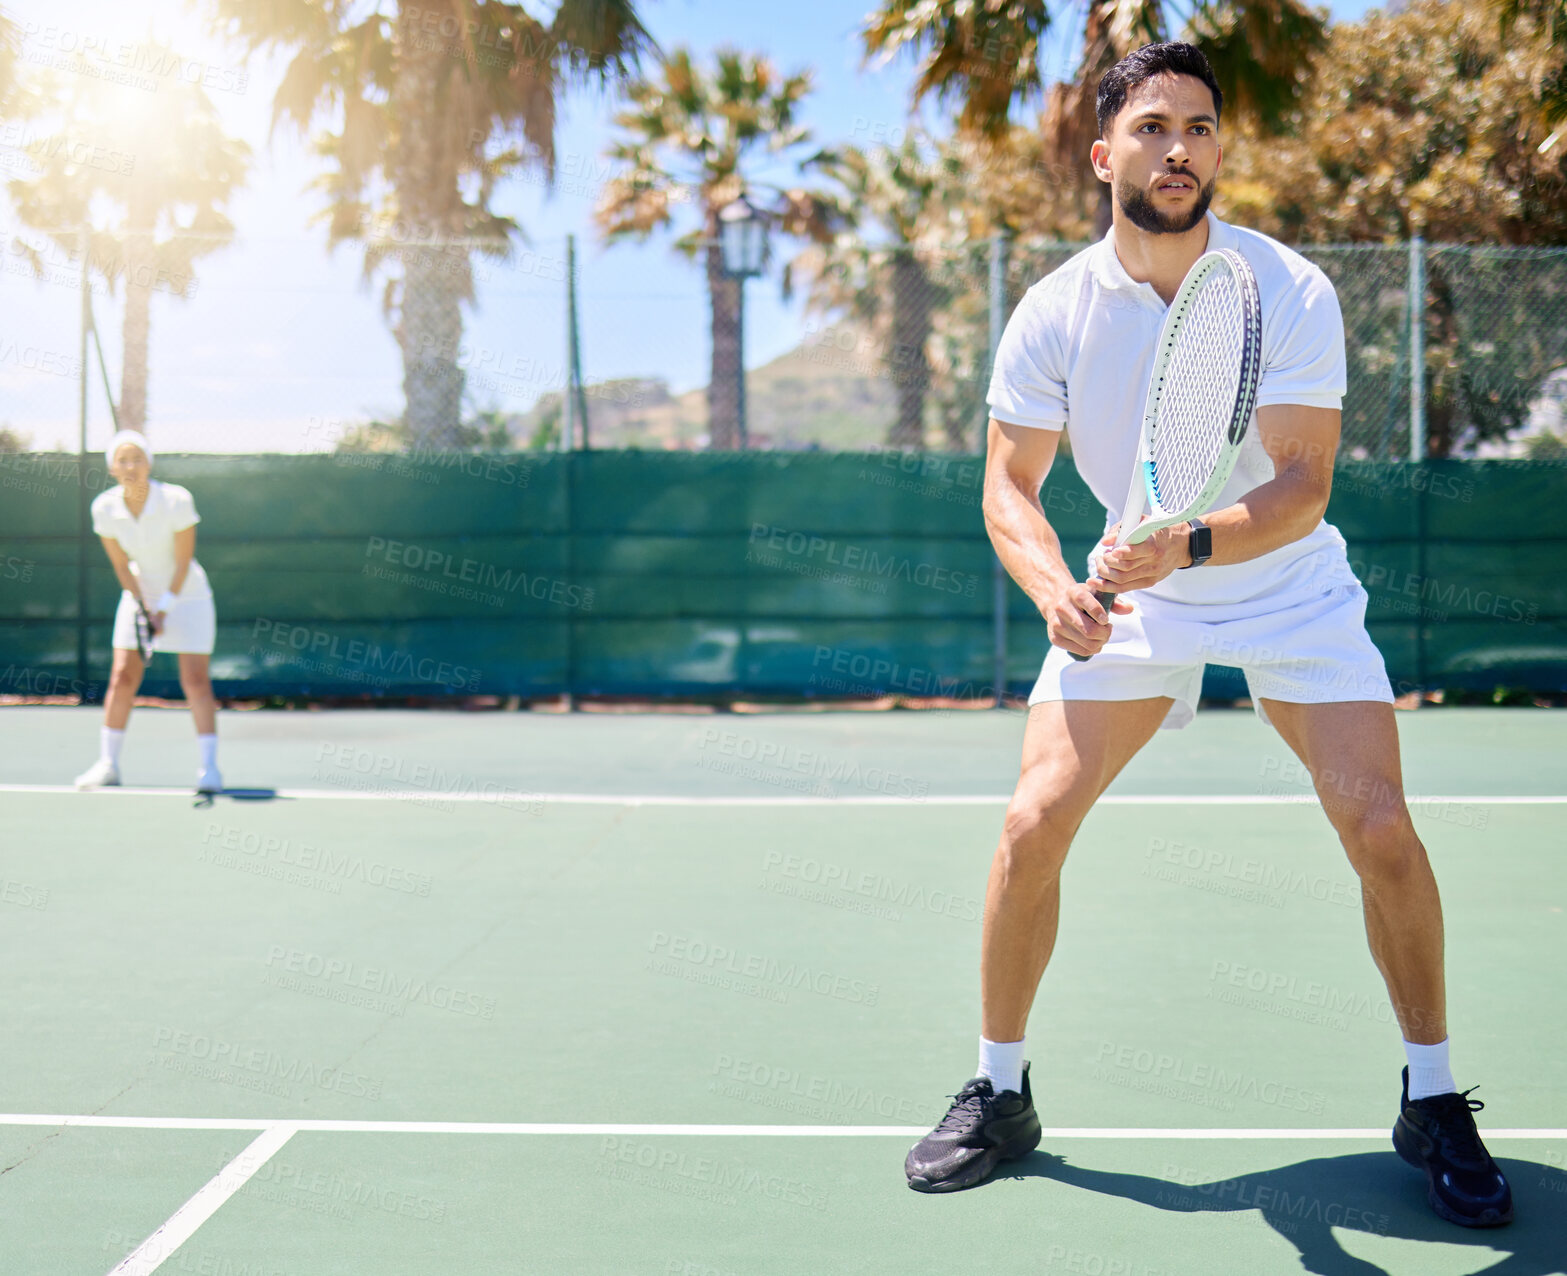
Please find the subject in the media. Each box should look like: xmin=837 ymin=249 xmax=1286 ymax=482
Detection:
xmin=903 ymin=42 xmax=1512 ymax=1229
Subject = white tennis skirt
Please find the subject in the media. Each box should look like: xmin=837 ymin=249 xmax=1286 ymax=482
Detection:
xmin=1028 ymin=578 xmax=1394 ymax=731
xmin=111 ymin=589 xmax=216 ymax=656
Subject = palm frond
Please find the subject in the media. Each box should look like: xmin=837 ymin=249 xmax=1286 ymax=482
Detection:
xmin=550 ymin=0 xmax=658 ymax=83
xmin=205 ymin=0 xmax=337 ymax=56
xmin=862 ymin=0 xmax=1054 ymax=137
xmin=1187 ymin=0 xmax=1328 ymax=133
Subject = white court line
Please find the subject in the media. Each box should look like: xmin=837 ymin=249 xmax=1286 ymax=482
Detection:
xmin=47 ymin=1116 xmax=1560 ymax=1275
xmin=5 ymin=1114 xmax=1564 ymax=1139
xmin=106 ymin=1124 xmax=295 ymax=1276
xmin=1 ymin=783 xmax=1564 ymax=806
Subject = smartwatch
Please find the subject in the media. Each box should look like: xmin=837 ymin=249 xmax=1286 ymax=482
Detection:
xmin=1181 ymin=517 xmax=1212 ymax=569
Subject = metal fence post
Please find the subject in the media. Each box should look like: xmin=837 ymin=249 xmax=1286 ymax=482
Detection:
xmin=563 ymin=450 xmax=577 ymax=710
xmin=988 ymin=231 xmax=1009 ymax=707
xmin=77 ymin=226 xmax=91 ymax=699
xmin=568 ymin=233 xmax=591 ymax=449
xmin=1409 ymin=235 xmax=1425 ymax=461
xmin=1406 ymin=235 xmax=1428 ymax=691
xmin=562 ymin=234 xmax=580 ymax=452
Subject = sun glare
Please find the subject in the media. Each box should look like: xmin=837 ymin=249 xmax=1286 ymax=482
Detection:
xmin=11 ymin=0 xmax=265 ymax=135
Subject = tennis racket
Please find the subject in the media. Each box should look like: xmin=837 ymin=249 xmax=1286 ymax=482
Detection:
xmin=1071 ymin=247 xmax=1263 ymax=662
xmin=134 ymin=598 xmax=156 ymax=661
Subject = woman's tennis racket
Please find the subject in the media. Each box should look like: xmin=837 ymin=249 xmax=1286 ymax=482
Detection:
xmin=1071 ymin=248 xmax=1263 ymax=662
xmin=134 ymin=599 xmax=156 ymax=661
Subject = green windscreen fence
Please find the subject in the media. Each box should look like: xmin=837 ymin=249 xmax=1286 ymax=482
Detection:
xmin=1 ymin=451 xmax=1563 ymax=702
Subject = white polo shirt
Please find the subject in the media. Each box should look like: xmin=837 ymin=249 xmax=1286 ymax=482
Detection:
xmin=988 ymin=213 xmax=1358 ymax=614
xmin=90 ymin=479 xmax=212 ymax=602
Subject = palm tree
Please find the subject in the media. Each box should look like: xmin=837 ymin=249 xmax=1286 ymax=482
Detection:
xmin=795 ymin=140 xmax=943 ymax=448
xmin=7 ymin=59 xmax=249 ymax=433
xmin=597 ymin=47 xmax=835 ymax=449
xmin=865 ymin=1 xmax=1328 ymax=231
xmin=206 ymin=0 xmax=653 ymax=448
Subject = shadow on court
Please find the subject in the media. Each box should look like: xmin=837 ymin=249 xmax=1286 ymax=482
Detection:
xmin=189 ymin=787 xmax=281 ymax=809
xmin=1006 ymin=1151 xmax=1566 ymax=1275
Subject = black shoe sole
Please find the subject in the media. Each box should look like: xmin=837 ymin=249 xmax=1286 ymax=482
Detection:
xmin=906 ymin=1119 xmax=1042 ymax=1194
xmin=1392 ymin=1117 xmax=1514 ymax=1228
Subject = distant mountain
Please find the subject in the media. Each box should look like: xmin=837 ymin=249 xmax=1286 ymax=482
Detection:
xmin=515 ymin=323 xmax=900 ymax=450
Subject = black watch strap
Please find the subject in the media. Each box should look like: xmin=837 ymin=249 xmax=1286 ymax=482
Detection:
xmin=1181 ymin=517 xmax=1212 ymax=569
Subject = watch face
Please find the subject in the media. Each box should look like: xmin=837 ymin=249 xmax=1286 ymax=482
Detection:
xmin=1190 ymin=522 xmax=1212 ymax=565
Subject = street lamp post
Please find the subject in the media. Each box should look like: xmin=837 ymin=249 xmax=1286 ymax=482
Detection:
xmin=718 ymin=194 xmax=767 ymax=449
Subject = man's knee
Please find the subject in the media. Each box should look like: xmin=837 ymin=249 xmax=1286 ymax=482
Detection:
xmin=1337 ymin=801 xmax=1421 ymax=881
xmin=1000 ymin=779 xmax=1095 ymax=866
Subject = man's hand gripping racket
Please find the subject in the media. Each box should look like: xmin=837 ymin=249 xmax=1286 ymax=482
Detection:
xmin=1070 ymin=248 xmax=1262 ymax=661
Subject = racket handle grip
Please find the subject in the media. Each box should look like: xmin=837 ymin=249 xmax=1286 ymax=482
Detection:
xmin=1067 ymin=590 xmax=1120 ymax=663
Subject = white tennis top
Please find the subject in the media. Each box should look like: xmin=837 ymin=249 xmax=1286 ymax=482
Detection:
xmin=91 ymin=479 xmax=212 ymax=601
xmin=988 ymin=212 xmax=1356 ymax=613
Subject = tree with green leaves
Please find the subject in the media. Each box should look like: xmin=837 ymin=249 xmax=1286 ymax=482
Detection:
xmin=597 ymin=47 xmax=835 ymax=449
xmin=797 ymin=125 xmax=1099 ymax=454
xmin=7 ymin=58 xmax=249 ymax=434
xmin=794 ymin=139 xmax=946 ymax=448
xmin=206 ymin=0 xmax=652 ymax=448
xmin=864 ymin=0 xmax=1326 ymax=232
xmin=1220 ymin=0 xmax=1567 ymax=456
xmin=1222 ymin=1 xmax=1567 ymax=244
xmin=1491 ymin=0 xmax=1567 ymax=131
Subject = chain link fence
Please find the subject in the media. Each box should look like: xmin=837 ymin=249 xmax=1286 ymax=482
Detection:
xmin=4 ymin=217 xmax=1566 ymax=463
xmin=1425 ymin=246 xmax=1567 ymax=457
xmin=799 ymin=239 xmax=1567 ymax=461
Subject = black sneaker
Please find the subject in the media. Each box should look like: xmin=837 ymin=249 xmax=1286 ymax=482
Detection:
xmin=905 ymin=1062 xmax=1041 ymax=1193
xmin=1392 ymin=1066 xmax=1513 ymax=1227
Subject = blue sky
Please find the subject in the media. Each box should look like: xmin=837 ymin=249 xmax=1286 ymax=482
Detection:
xmin=0 ymin=0 xmax=1388 ymax=452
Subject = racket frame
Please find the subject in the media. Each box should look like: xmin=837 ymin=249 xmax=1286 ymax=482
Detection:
xmin=1071 ymin=248 xmax=1263 ymax=661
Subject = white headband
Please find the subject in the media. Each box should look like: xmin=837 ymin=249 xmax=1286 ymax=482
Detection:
xmin=105 ymin=430 xmax=154 ymax=471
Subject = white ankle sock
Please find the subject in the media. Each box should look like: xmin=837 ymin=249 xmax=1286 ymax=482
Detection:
xmin=198 ymin=734 xmax=218 ymax=770
xmin=1404 ymin=1037 xmax=1455 ymax=1101
xmin=977 ymin=1036 xmax=1025 ymax=1095
xmin=101 ymin=728 xmax=124 ymax=766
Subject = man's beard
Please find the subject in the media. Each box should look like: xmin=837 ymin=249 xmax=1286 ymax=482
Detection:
xmin=1116 ymin=172 xmax=1216 ymax=234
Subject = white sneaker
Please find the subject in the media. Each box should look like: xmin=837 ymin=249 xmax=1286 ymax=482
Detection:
xmin=196 ymin=765 xmax=223 ymax=794
xmin=75 ymin=758 xmax=121 ymax=789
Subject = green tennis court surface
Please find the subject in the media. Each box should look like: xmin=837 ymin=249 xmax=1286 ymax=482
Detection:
xmin=2 ymin=707 xmax=1563 ymax=1274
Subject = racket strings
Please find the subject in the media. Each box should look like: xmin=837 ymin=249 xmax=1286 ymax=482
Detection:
xmin=1149 ymin=270 xmax=1247 ymax=513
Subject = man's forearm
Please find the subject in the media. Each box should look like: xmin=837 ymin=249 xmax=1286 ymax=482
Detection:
xmin=1187 ymin=404 xmax=1339 ymax=569
xmin=1199 ymin=474 xmax=1329 ymax=567
xmin=983 ymin=478 xmax=1076 ymax=608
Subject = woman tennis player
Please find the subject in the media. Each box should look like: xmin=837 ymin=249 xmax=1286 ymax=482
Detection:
xmin=74 ymin=429 xmax=222 ymax=794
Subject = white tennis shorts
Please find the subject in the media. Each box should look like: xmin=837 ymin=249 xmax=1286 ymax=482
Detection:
xmin=1028 ymin=579 xmax=1394 ymax=731
xmin=111 ymin=589 xmax=216 ymax=656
